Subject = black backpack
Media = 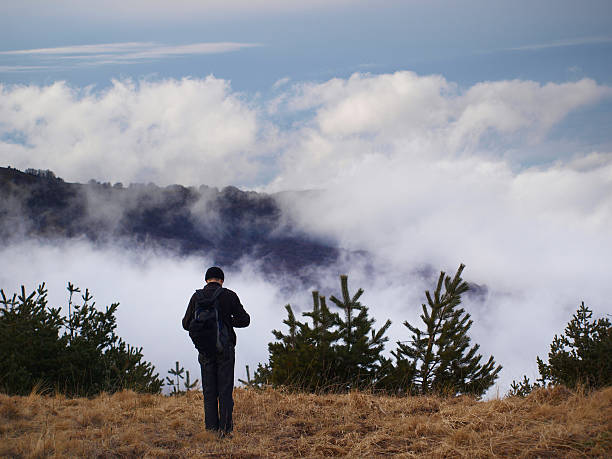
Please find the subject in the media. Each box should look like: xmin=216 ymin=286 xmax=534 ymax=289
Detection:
xmin=188 ymin=287 xmax=230 ymax=358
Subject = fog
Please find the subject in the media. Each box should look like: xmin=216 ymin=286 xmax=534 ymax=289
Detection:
xmin=0 ymin=238 xmax=432 ymax=393
xmin=2 ymin=231 xmax=609 ymax=397
xmin=0 ymin=239 xmax=284 ymax=389
xmin=2 ymin=71 xmax=612 ymax=396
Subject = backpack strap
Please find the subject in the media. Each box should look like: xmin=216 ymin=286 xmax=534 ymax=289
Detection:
xmin=211 ymin=287 xmax=225 ymax=322
xmin=194 ymin=287 xmax=224 ymax=320
xmin=210 ymin=286 xmax=224 ymax=301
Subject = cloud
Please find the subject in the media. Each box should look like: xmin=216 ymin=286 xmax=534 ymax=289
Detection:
xmin=0 ymin=77 xmax=265 ymax=186
xmin=0 ymin=65 xmax=50 ymax=73
xmin=267 ymin=72 xmax=611 ymax=190
xmin=272 ymin=77 xmax=291 ymax=90
xmin=3 ymin=72 xmax=609 ymax=187
xmin=0 ymin=42 xmax=262 ymax=70
xmin=506 ymin=35 xmax=612 ymax=51
xmin=0 ymin=42 xmax=158 ymax=55
xmin=2 ymin=71 xmax=612 ymax=395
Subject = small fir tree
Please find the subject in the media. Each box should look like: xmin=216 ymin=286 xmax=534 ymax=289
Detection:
xmin=394 ymin=264 xmax=501 ymax=397
xmin=301 ymin=292 xmax=344 ymax=389
xmin=257 ymin=276 xmax=390 ymax=392
xmin=265 ymin=303 xmax=306 ymax=388
xmin=250 ymin=362 xmax=272 ymax=387
xmin=537 ymin=301 xmax=611 ymax=389
xmin=329 ymin=275 xmax=391 ymax=389
xmin=60 ymin=286 xmax=162 ymax=395
xmin=183 ymin=370 xmax=199 ymax=391
xmin=238 ymin=364 xmax=255 ymax=387
xmin=506 ymin=375 xmax=540 ymax=397
xmin=66 ymin=282 xmax=80 ymax=341
xmin=165 ymin=361 xmax=199 ymax=394
xmin=0 ymin=284 xmax=66 ymax=395
xmin=264 ymin=294 xmax=342 ymax=391
xmin=0 ymin=282 xmax=162 ymax=396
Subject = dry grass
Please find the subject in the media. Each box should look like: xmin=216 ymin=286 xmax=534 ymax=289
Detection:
xmin=0 ymin=385 xmax=610 ymax=458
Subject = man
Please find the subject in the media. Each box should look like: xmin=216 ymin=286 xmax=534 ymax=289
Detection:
xmin=182 ymin=266 xmax=250 ymax=436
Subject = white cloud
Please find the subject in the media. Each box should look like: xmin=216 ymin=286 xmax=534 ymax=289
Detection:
xmin=286 ymin=72 xmax=455 ymax=137
xmin=506 ymin=35 xmax=612 ymax=51
xmin=272 ymin=77 xmax=291 ymax=90
xmin=264 ymin=73 xmax=611 ymax=192
xmin=451 ymin=78 xmax=607 ymax=148
xmin=124 ymin=42 xmax=261 ymax=59
xmin=3 ymin=72 xmax=608 ymax=187
xmin=0 ymin=42 xmax=157 ymax=55
xmin=0 ymin=42 xmax=261 ymax=70
xmin=0 ymin=77 xmax=264 ymax=186
xmin=0 ymin=65 xmax=50 ymax=72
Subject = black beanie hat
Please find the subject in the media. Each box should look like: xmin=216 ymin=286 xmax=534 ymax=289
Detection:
xmin=205 ymin=266 xmax=224 ymax=281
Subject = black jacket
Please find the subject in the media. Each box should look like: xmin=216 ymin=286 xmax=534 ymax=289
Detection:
xmin=182 ymin=282 xmax=250 ymax=346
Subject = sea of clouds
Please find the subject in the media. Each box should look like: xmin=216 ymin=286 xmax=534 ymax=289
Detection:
xmin=1 ymin=71 xmax=612 ymax=396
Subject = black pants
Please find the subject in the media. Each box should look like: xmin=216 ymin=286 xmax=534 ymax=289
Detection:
xmin=199 ymin=347 xmax=235 ymax=433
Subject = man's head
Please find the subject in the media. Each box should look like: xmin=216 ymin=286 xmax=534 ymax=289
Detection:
xmin=205 ymin=266 xmax=224 ymax=285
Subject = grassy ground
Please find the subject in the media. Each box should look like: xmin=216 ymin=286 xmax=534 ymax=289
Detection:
xmin=0 ymin=385 xmax=610 ymax=458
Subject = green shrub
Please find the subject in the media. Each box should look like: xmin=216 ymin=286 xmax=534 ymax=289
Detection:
xmin=0 ymin=283 xmax=162 ymax=396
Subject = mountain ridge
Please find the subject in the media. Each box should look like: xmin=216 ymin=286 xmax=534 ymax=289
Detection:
xmin=0 ymin=167 xmax=339 ymax=282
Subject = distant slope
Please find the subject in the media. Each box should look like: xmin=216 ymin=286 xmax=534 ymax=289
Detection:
xmin=0 ymin=167 xmax=339 ymax=279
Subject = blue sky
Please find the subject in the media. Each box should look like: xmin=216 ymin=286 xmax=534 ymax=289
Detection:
xmin=2 ymin=0 xmax=612 ymax=393
xmin=2 ymin=0 xmax=612 ymax=91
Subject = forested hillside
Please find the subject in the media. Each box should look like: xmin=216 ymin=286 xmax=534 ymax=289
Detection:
xmin=0 ymin=167 xmax=338 ymax=280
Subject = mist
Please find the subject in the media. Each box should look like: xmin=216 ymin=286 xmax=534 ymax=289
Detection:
xmin=0 ymin=239 xmax=284 ymax=390
xmin=0 ymin=238 xmax=429 ymax=393
xmin=2 ymin=230 xmax=608 ymax=397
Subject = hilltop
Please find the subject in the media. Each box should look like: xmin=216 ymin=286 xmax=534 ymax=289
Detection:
xmin=0 ymin=167 xmax=338 ymax=282
xmin=1 ymin=386 xmax=610 ymax=457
